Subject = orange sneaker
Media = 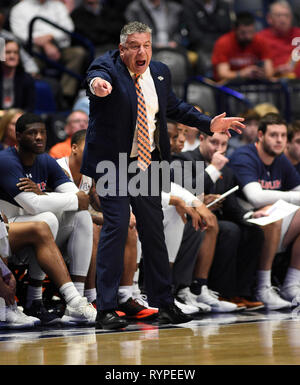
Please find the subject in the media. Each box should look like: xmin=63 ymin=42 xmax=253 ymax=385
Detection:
xmin=92 ymin=301 xmax=126 ymax=317
xmin=230 ymin=297 xmax=264 ymax=311
xmin=118 ymin=298 xmax=158 ymax=320
xmin=116 ymin=311 xmax=126 ymax=317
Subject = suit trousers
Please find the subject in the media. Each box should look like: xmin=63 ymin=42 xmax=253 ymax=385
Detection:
xmin=208 ymin=221 xmax=264 ymax=298
xmin=95 ymin=149 xmax=174 ymax=310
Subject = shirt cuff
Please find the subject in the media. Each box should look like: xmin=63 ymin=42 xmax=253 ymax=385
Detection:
xmin=89 ymin=78 xmax=100 ymax=95
xmin=243 ymin=211 xmax=254 ymax=220
xmin=161 ymin=192 xmax=171 ymax=208
xmin=205 ymin=164 xmax=222 ymax=183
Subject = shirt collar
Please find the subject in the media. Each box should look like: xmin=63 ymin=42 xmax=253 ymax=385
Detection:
xmin=128 ymin=66 xmax=151 ymax=80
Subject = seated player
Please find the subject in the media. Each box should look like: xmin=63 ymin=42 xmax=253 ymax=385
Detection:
xmin=0 ymin=213 xmax=96 ymax=326
xmin=0 ymin=113 xmax=94 ymax=322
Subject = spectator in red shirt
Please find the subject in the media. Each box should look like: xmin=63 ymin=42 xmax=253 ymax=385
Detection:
xmin=257 ymin=1 xmax=300 ymax=79
xmin=212 ymin=12 xmax=274 ymax=82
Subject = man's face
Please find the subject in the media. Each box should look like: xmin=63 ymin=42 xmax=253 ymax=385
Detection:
xmin=65 ymin=111 xmax=88 ymax=136
xmin=18 ymin=123 xmax=47 ymax=154
xmin=200 ymin=133 xmax=229 ymax=162
xmin=72 ymin=138 xmax=86 ymax=167
xmin=167 ymin=122 xmax=177 ymax=151
xmin=268 ymin=4 xmax=292 ymax=35
xmin=119 ymin=32 xmax=152 ymax=75
xmin=168 ymin=123 xmax=187 ymax=153
xmin=5 ymin=41 xmax=19 ymax=69
xmin=174 ymin=124 xmax=187 ymax=153
xmin=259 ymin=124 xmax=287 ymax=157
xmin=287 ymin=131 xmax=300 ymax=162
xmin=235 ymin=24 xmax=256 ymax=47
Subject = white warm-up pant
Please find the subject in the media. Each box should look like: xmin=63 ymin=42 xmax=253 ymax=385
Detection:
xmin=278 ymin=210 xmax=298 ymax=253
xmin=9 ymin=210 xmax=93 ymax=281
xmin=137 ymin=205 xmax=185 ymax=264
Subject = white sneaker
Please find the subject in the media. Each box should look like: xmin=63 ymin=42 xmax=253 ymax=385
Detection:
xmin=256 ymin=286 xmax=291 ymax=310
xmin=281 ymin=283 xmax=300 ymax=303
xmin=174 ymin=299 xmax=199 ymax=315
xmin=176 ymin=287 xmax=211 ymax=313
xmin=132 ymin=290 xmax=158 ymax=311
xmin=197 ymin=285 xmax=238 ymax=313
xmin=61 ymin=297 xmax=97 ymax=325
xmin=5 ymin=304 xmax=40 ymax=329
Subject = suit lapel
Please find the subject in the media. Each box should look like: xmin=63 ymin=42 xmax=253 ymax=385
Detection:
xmin=116 ymin=56 xmax=137 ymax=131
xmin=150 ymin=63 xmax=164 ymax=112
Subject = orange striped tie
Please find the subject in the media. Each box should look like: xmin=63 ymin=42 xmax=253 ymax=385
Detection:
xmin=134 ymin=74 xmax=151 ymax=171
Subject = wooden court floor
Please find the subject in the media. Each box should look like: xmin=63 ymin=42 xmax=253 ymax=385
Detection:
xmin=1 ymin=309 xmax=300 ymax=366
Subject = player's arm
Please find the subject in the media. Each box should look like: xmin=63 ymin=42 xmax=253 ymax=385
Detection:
xmin=243 ymin=182 xmax=300 ymax=208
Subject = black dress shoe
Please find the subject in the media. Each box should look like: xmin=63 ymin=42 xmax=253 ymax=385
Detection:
xmin=158 ymin=303 xmax=193 ymax=324
xmin=96 ymin=310 xmax=129 ymax=330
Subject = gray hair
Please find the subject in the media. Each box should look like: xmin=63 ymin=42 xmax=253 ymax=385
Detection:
xmin=120 ymin=21 xmax=152 ymax=45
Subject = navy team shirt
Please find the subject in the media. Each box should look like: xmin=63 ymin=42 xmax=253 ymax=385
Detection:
xmin=229 ymin=143 xmax=300 ymax=192
xmin=0 ymin=147 xmax=71 ymax=207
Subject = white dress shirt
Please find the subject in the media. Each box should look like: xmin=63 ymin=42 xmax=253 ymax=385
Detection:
xmin=90 ymin=66 xmax=159 ymax=157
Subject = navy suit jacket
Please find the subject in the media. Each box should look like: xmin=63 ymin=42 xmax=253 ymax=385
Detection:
xmin=81 ymin=49 xmax=212 ymax=178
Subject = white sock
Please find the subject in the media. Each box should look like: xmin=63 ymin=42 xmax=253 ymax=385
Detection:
xmin=26 ymin=285 xmax=43 ymax=308
xmin=133 ymin=270 xmax=139 ymax=283
xmin=118 ymin=285 xmax=133 ymax=304
xmin=132 ymin=283 xmax=141 ymax=298
xmin=73 ymin=282 xmax=85 ymax=296
xmin=283 ymin=267 xmax=300 ymax=288
xmin=256 ymin=270 xmax=271 ymax=290
xmin=59 ymin=282 xmax=81 ymax=306
xmin=84 ymin=288 xmax=96 ymax=303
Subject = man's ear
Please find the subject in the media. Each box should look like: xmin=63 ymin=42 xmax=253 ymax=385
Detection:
xmin=119 ymin=43 xmax=125 ymax=57
xmin=257 ymin=130 xmax=263 ymax=141
xmin=71 ymin=143 xmax=77 ymax=154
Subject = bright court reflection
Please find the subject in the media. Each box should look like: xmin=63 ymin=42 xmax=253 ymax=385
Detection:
xmin=1 ymin=312 xmax=300 ymax=365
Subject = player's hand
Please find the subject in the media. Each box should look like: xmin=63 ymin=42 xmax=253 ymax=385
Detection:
xmin=194 ymin=203 xmax=218 ymax=231
xmin=129 ymin=212 xmax=136 ymax=229
xmin=211 ymin=151 xmax=229 ymax=171
xmin=170 ymin=196 xmax=188 ymax=224
xmin=92 ymin=77 xmax=112 ymax=97
xmin=252 ymin=209 xmax=269 ymax=219
xmin=76 ymin=191 xmax=90 ymax=211
xmin=16 ymin=178 xmax=45 ymax=195
xmin=169 ymin=196 xmax=202 ymax=231
xmin=203 ymin=194 xmax=224 ymax=211
xmin=210 ymin=112 xmax=244 ymax=138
